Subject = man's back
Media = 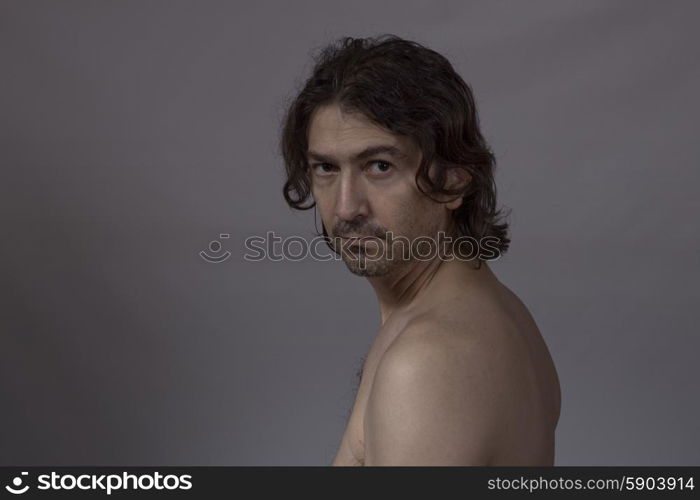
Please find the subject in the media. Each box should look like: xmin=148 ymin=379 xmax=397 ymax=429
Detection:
xmin=332 ymin=259 xmax=561 ymax=466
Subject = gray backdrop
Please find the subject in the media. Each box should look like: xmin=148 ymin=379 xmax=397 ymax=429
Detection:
xmin=1 ymin=0 xmax=698 ymax=465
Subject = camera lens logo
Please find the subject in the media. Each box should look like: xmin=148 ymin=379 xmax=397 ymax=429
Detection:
xmin=200 ymin=233 xmax=231 ymax=263
xmin=5 ymin=472 xmax=29 ymax=495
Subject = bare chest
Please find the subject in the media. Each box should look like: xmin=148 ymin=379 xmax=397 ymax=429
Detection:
xmin=332 ymin=325 xmax=400 ymax=465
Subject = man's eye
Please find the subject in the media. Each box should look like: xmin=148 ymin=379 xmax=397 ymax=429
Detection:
xmin=367 ymin=160 xmax=393 ymax=175
xmin=312 ymin=163 xmax=336 ymax=175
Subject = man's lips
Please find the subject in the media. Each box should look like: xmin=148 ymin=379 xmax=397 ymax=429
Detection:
xmin=340 ymin=235 xmax=378 ymax=244
xmin=332 ymin=235 xmax=381 ymax=252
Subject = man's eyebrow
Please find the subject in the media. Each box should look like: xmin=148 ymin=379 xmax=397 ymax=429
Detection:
xmin=307 ymin=144 xmax=407 ymax=163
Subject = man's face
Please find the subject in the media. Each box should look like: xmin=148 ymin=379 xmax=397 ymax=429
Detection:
xmin=307 ymin=104 xmax=454 ymax=277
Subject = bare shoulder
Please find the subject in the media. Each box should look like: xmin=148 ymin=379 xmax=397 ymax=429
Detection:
xmin=362 ymin=279 xmax=560 ymax=465
xmin=363 ymin=315 xmax=533 ymax=465
xmin=395 ymin=278 xmax=536 ymax=372
xmin=433 ymin=276 xmax=561 ymax=431
xmin=378 ymin=311 xmax=535 ymax=409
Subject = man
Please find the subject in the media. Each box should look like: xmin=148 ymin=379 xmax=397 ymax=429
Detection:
xmin=279 ymin=34 xmax=560 ymax=465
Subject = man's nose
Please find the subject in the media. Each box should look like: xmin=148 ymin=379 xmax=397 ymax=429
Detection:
xmin=334 ymin=169 xmax=368 ymax=221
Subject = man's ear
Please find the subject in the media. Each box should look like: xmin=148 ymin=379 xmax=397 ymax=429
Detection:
xmin=424 ymin=163 xmax=472 ymax=210
xmin=444 ymin=167 xmax=471 ymax=210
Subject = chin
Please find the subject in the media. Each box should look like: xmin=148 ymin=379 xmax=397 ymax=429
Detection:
xmin=342 ymin=255 xmax=392 ymax=277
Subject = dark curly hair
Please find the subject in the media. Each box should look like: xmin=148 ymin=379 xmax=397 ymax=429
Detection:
xmin=279 ymin=34 xmax=510 ymax=260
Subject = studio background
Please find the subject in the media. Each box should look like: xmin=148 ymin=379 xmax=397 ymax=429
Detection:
xmin=1 ymin=0 xmax=698 ymax=465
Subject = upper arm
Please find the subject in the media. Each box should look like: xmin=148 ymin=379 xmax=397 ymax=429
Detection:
xmin=363 ymin=331 xmax=512 ymax=466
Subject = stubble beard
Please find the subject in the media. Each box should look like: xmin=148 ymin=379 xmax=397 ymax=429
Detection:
xmin=342 ymin=247 xmax=391 ymax=276
xmin=340 ymin=239 xmax=412 ymax=277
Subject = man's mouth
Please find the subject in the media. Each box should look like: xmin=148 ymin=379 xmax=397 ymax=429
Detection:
xmin=342 ymin=236 xmax=378 ymax=248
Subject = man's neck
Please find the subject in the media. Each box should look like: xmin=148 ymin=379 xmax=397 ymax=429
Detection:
xmin=367 ymin=256 xmax=483 ymax=325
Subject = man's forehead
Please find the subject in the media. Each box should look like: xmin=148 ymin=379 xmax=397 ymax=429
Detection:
xmin=307 ymin=106 xmax=416 ymax=162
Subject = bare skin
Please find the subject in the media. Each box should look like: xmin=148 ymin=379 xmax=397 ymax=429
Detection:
xmin=307 ymin=103 xmax=561 ymax=466
xmin=330 ymin=258 xmax=561 ymax=465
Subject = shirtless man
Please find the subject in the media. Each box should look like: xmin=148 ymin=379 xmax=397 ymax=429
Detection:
xmin=279 ymin=35 xmax=560 ymax=466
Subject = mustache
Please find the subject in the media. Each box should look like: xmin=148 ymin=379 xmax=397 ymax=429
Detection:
xmin=332 ymin=221 xmax=386 ymax=238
